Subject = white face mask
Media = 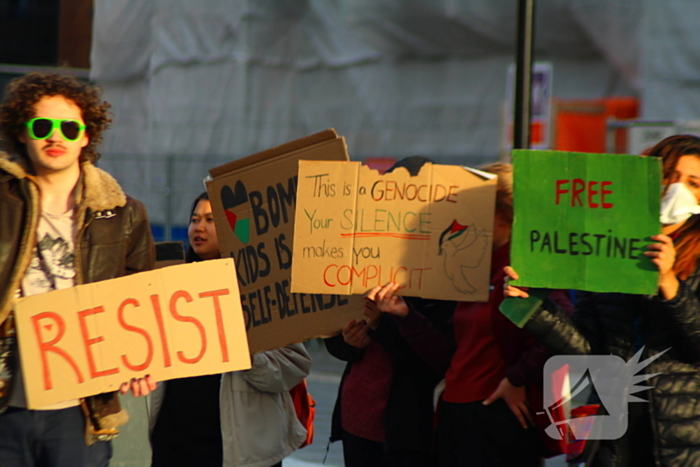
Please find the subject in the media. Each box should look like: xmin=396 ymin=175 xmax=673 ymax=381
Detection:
xmin=660 ymin=182 xmax=700 ymax=225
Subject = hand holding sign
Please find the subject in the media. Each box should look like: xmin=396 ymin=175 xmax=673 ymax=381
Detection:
xmin=341 ymin=319 xmax=370 ymax=349
xmin=119 ymin=375 xmax=157 ymax=397
xmin=368 ymin=282 xmax=409 ymax=318
xmin=15 ymin=259 xmax=250 ymax=409
xmin=503 ymin=266 xmax=529 ymax=299
xmin=363 ymin=297 xmax=381 ymax=329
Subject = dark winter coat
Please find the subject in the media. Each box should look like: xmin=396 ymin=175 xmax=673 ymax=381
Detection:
xmin=325 ymin=297 xmax=455 ymax=454
xmin=0 ymin=153 xmax=155 ymax=442
xmin=525 ymin=269 xmax=700 ymax=467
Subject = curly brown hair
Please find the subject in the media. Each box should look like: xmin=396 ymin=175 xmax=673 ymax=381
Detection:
xmin=0 ymin=72 xmax=111 ymax=164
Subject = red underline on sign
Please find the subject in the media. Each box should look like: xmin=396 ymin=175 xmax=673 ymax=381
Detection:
xmin=340 ymin=233 xmax=430 ymax=240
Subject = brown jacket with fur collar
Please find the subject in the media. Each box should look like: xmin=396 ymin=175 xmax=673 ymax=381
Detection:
xmin=0 ymin=153 xmax=155 ymax=443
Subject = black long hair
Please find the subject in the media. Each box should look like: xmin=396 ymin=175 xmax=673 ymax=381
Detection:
xmin=185 ymin=192 xmax=210 ymax=263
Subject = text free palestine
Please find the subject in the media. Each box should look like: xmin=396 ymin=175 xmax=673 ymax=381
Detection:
xmin=530 ymin=229 xmax=645 ymax=259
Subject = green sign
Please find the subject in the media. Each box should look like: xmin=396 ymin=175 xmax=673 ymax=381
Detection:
xmin=510 ymin=150 xmax=661 ymax=294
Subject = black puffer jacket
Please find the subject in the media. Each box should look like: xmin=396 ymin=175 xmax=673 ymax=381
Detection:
xmin=525 ymin=270 xmax=700 ymax=467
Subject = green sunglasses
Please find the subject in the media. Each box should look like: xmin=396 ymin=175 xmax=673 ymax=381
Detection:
xmin=25 ymin=118 xmax=86 ymax=142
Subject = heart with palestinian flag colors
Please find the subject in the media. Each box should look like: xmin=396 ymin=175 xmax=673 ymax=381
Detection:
xmin=220 ymin=182 xmax=251 ymax=244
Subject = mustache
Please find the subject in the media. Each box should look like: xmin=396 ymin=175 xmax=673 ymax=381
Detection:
xmin=43 ymin=142 xmax=67 ymax=150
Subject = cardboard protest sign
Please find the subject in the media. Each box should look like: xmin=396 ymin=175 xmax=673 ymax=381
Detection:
xmin=206 ymin=130 xmax=364 ymax=354
xmin=15 ymin=259 xmax=250 ymax=409
xmin=510 ymin=149 xmax=661 ymax=294
xmin=291 ymin=161 xmax=498 ymax=302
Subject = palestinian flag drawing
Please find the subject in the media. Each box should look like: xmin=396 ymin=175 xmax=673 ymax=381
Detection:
xmin=220 ymin=181 xmax=251 ymax=244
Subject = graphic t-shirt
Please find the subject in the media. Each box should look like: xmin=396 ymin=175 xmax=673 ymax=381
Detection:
xmin=10 ymin=209 xmax=80 ymax=409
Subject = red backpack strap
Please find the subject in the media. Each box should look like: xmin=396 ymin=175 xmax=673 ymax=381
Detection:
xmin=289 ymin=379 xmax=316 ymax=448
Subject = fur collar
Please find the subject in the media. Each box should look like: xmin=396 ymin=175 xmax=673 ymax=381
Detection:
xmin=81 ymin=163 xmax=127 ymax=211
xmin=0 ymin=151 xmax=127 ymax=211
xmin=0 ymin=151 xmax=30 ymax=179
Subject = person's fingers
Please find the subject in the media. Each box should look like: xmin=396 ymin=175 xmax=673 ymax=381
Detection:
xmin=129 ymin=378 xmax=141 ymax=397
xmin=504 ymin=285 xmax=529 ymax=299
xmin=137 ymin=377 xmax=151 ymax=396
xmin=364 ymin=299 xmax=380 ymax=316
xmin=378 ymin=282 xmax=401 ymax=303
xmin=482 ymin=384 xmax=501 ymax=406
xmin=650 ymin=234 xmax=673 ymax=245
xmin=389 ymin=282 xmax=401 ymax=297
xmin=347 ymin=323 xmax=363 ymax=337
xmin=345 ymin=322 xmax=369 ymax=346
xmin=504 ymin=266 xmax=519 ymax=281
xmin=146 ymin=375 xmax=157 ymax=392
xmin=375 ymin=282 xmax=391 ymax=302
xmin=120 ymin=382 xmax=129 ymax=395
xmin=521 ymin=402 xmax=535 ymax=426
xmin=365 ymin=286 xmax=381 ymax=301
xmin=509 ymin=402 xmax=528 ymax=429
xmin=342 ymin=319 xmax=356 ymax=335
xmin=344 ymin=324 xmax=361 ymax=341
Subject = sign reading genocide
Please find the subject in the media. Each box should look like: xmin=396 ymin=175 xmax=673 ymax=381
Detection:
xmin=291 ymin=160 xmax=498 ymax=302
xmin=206 ymin=130 xmax=364 ymax=354
xmin=509 ymin=149 xmax=661 ymax=294
xmin=15 ymin=259 xmax=251 ymax=409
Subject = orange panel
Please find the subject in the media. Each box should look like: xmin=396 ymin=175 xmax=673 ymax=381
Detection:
xmin=554 ymin=98 xmax=638 ymax=153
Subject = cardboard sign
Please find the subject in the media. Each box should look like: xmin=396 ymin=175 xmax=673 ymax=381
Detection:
xmin=206 ymin=130 xmax=364 ymax=354
xmin=291 ymin=161 xmax=498 ymax=302
xmin=510 ymin=149 xmax=661 ymax=294
xmin=14 ymin=259 xmax=250 ymax=409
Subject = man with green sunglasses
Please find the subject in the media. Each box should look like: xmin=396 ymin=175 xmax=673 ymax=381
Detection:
xmin=25 ymin=117 xmax=86 ymax=141
xmin=0 ymin=73 xmax=157 ymax=467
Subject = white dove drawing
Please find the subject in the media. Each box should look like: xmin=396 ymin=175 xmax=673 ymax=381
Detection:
xmin=439 ymin=220 xmax=488 ymax=294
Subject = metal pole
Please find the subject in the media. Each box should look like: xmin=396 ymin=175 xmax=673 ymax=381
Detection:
xmin=513 ymin=0 xmax=535 ymax=150
xmin=165 ymin=155 xmax=174 ymax=241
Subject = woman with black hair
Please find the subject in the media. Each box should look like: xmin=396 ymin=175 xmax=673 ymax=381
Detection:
xmin=150 ymin=192 xmax=311 ymax=467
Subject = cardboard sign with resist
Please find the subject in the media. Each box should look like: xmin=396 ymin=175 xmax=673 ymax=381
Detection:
xmin=291 ymin=161 xmax=498 ymax=302
xmin=206 ymin=129 xmax=364 ymax=354
xmin=15 ymin=259 xmax=250 ymax=409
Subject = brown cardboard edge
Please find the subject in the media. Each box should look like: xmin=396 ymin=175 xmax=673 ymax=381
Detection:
xmin=209 ymin=129 xmax=339 ymax=177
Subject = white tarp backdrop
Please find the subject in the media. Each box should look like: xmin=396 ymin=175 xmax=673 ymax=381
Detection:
xmin=90 ymin=0 xmax=698 ymax=228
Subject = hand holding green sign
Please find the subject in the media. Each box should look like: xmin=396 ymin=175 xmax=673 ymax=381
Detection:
xmin=509 ymin=150 xmax=661 ymax=295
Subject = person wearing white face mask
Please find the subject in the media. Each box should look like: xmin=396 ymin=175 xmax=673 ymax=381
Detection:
xmin=660 ymin=182 xmax=700 ymax=226
xmin=504 ymin=135 xmax=700 ymax=467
